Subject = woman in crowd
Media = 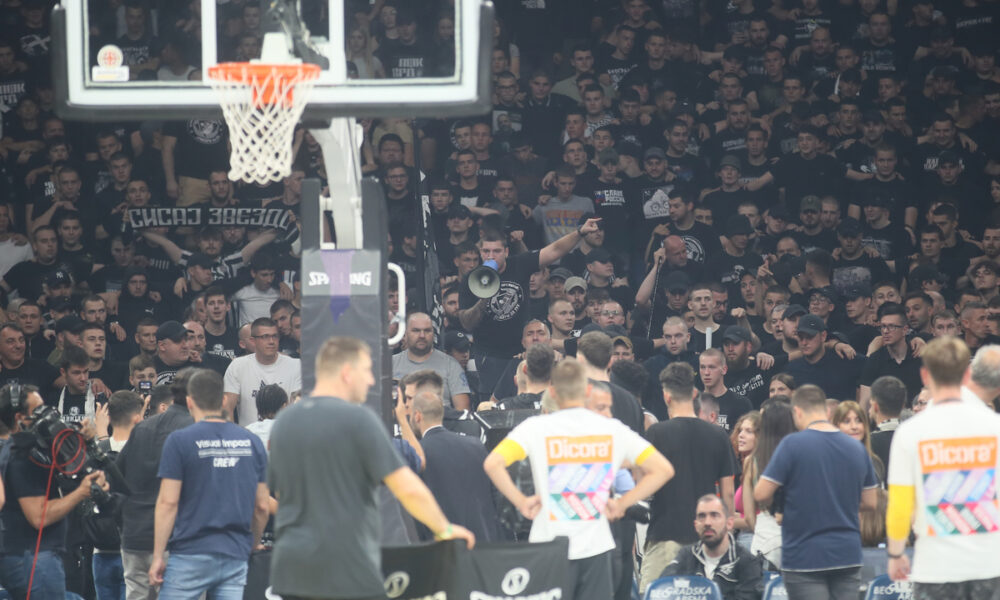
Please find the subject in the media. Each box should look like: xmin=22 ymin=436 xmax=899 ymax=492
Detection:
xmin=346 ymin=25 xmax=385 ymax=80
xmin=768 ymin=373 xmax=795 ymax=398
xmin=742 ymin=398 xmax=796 ymax=569
xmin=730 ymin=410 xmax=760 ymax=533
xmin=832 ymin=400 xmax=887 ymax=546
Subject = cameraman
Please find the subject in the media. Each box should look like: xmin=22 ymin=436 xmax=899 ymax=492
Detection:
xmin=0 ymin=382 xmax=109 ymax=600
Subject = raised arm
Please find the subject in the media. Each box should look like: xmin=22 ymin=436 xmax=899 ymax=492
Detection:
xmin=539 ymin=218 xmax=601 ymax=267
xmin=240 ymin=229 xmax=278 ymax=263
xmin=140 ymin=230 xmax=185 ymax=264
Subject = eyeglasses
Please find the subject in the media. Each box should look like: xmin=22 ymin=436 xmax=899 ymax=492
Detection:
xmin=601 ymin=310 xmax=622 ymax=317
xmin=252 ymin=334 xmax=280 ymax=340
xmin=879 ymin=323 xmax=904 ymax=332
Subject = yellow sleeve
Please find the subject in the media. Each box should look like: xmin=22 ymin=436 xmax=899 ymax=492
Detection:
xmin=494 ymin=439 xmax=527 ymax=465
xmin=634 ymin=445 xmax=656 ymax=467
xmin=886 ymin=484 xmax=916 ymax=541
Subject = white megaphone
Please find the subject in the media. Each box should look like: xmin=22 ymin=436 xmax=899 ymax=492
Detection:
xmin=468 ymin=259 xmax=501 ymax=299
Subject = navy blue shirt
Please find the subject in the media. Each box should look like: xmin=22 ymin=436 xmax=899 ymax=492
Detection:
xmin=157 ymin=420 xmax=267 ymax=559
xmin=762 ymin=429 xmax=878 ymax=571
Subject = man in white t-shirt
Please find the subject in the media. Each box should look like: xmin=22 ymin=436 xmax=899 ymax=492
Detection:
xmin=232 ymin=253 xmax=281 ymax=326
xmin=484 ymin=359 xmax=674 ymax=600
xmin=223 ymin=317 xmax=301 ymax=425
xmin=887 ymin=338 xmax=1000 ymax=597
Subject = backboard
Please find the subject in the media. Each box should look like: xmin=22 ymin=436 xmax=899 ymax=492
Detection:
xmin=53 ymin=0 xmax=494 ymax=121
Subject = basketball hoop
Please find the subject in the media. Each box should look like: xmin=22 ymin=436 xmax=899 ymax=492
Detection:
xmin=207 ymin=61 xmax=321 ymax=185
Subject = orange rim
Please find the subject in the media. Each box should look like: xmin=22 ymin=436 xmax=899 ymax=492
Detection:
xmin=207 ymin=62 xmax=321 ymax=107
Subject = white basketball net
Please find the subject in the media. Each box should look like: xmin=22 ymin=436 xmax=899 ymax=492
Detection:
xmin=207 ymin=64 xmax=319 ymax=185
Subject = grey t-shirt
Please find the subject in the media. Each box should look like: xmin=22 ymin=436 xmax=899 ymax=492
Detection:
xmin=391 ymin=349 xmax=471 ymax=407
xmin=533 ymin=194 xmax=596 ymax=245
xmin=268 ymin=396 xmax=405 ymax=598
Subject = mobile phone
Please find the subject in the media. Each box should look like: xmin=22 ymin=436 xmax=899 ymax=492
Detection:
xmin=139 ymin=381 xmax=152 ymax=392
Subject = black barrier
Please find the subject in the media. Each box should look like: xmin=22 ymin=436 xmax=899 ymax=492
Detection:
xmin=245 ymin=538 xmax=571 ymax=600
xmin=381 ymin=538 xmax=570 ymax=600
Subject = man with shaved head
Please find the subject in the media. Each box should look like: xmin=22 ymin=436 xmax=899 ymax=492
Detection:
xmin=392 ymin=312 xmax=471 ymax=409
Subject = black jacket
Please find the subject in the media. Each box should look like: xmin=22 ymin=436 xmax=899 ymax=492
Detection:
xmin=115 ymin=404 xmax=193 ymax=551
xmin=662 ymin=533 xmax=763 ymax=600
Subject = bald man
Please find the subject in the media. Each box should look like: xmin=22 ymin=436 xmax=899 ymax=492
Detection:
xmin=392 ymin=313 xmax=471 ymax=410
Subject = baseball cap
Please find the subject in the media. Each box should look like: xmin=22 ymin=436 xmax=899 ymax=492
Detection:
xmin=564 ymin=277 xmax=587 ymax=293
xmin=719 ymin=155 xmax=742 ymax=171
xmin=861 ymin=110 xmax=884 ymax=124
xmin=548 ymin=267 xmax=574 ymax=281
xmin=55 ymin=315 xmax=85 ymax=335
xmin=585 ymin=248 xmax=613 ymax=264
xmin=937 ymin=150 xmax=960 ymax=167
xmin=447 ymin=204 xmax=473 ymax=219
xmin=156 ymin=320 xmax=191 ymax=342
xmin=862 ymin=191 xmax=891 ymax=208
xmin=768 ymin=205 xmax=790 ymax=221
xmin=799 ymin=195 xmax=822 ymax=213
xmin=843 ymin=284 xmax=872 ymax=300
xmin=50 ymin=299 xmax=74 ymax=313
xmin=443 ymin=330 xmax=471 ymax=353
xmin=643 ymin=147 xmax=666 ymax=161
xmin=664 ymin=270 xmax=691 ymax=293
xmin=725 ymin=214 xmax=754 ymax=237
xmin=46 ymin=269 xmax=72 ymax=287
xmin=722 ymin=326 xmax=752 ymax=344
xmin=187 ymin=252 xmax=216 ymax=269
xmin=796 ymin=314 xmax=826 ymax=336
xmin=810 ymin=286 xmax=839 ymax=304
xmin=612 ymin=335 xmax=634 ymax=351
xmin=837 ymin=217 xmax=863 ymax=238
xmin=597 ymin=148 xmax=620 ymax=165
xmin=783 ymin=304 xmax=808 ymax=319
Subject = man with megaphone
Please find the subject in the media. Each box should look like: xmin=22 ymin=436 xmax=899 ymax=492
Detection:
xmin=458 ymin=218 xmax=602 ymax=399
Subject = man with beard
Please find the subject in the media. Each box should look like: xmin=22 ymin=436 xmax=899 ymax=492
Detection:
xmin=722 ymin=326 xmax=777 ymax=410
xmin=184 ymin=320 xmax=231 ymax=377
xmin=391 ymin=313 xmax=471 ymax=410
xmin=661 ymin=494 xmax=761 ymax=599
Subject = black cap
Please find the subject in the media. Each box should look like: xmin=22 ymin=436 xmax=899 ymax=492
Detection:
xmin=937 ymin=150 xmax=960 ymax=167
xmin=509 ymin=132 xmax=530 ymax=149
xmin=55 ymin=315 xmax=85 ymax=335
xmin=862 ymin=192 xmax=891 ymax=208
xmin=722 ymin=326 xmax=752 ymax=344
xmin=783 ymin=304 xmax=807 ymax=319
xmin=187 ymin=252 xmax=215 ymax=269
xmin=123 ymin=265 xmax=147 ymax=281
xmin=837 ymin=217 xmax=863 ymax=237
xmin=768 ymin=205 xmax=790 ymax=221
xmin=861 ymin=110 xmax=884 ymax=124
xmin=664 ymin=270 xmax=691 ymax=293
xmin=548 ymin=267 xmax=573 ymax=281
xmin=910 ymin=265 xmax=946 ymax=285
xmin=50 ymin=299 xmax=74 ymax=313
xmin=725 ymin=214 xmax=754 ymax=237
xmin=843 ymin=284 xmax=871 ymax=300
xmin=46 ymin=269 xmax=72 ymax=287
xmin=810 ymin=286 xmax=839 ymax=304
xmin=447 ymin=204 xmax=473 ymax=219
xmin=585 ymin=248 xmax=613 ymax=264
xmin=796 ymin=314 xmax=826 ymax=336
xmin=929 ymin=26 xmax=953 ymax=41
xmin=156 ymin=320 xmax=190 ymax=342
xmin=443 ymin=330 xmax=470 ymax=353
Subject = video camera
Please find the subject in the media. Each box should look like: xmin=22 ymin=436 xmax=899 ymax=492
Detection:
xmin=27 ymin=404 xmax=131 ymax=509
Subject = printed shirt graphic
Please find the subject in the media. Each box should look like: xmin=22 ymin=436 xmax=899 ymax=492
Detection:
xmin=918 ymin=436 xmax=999 ymax=537
xmin=545 ymin=435 xmax=615 ymax=521
xmin=888 ymin=402 xmax=1000 ymax=583
xmin=506 ymin=407 xmax=652 ymax=559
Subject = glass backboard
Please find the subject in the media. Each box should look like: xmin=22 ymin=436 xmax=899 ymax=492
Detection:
xmin=53 ymin=0 xmax=493 ymax=120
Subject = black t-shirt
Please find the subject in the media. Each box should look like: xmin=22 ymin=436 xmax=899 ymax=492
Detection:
xmin=710 ymin=390 xmax=753 ymax=432
xmin=701 ymin=188 xmax=756 ymax=228
xmin=205 ymin=326 xmax=239 ymax=360
xmin=771 ymin=154 xmax=847 ymax=214
xmin=58 ymin=389 xmax=90 ymax=425
xmin=2 ymin=433 xmax=68 ymax=551
xmin=163 ymin=120 xmax=229 ymax=180
xmin=725 ymin=361 xmax=776 ymax=410
xmin=707 ymin=251 xmax=763 ymax=297
xmin=782 ymin=352 xmax=864 ymax=402
xmin=91 ymin=360 xmax=130 ymax=393
xmin=376 ymin=39 xmax=433 ymax=79
xmin=4 ymin=260 xmax=63 ymax=302
xmin=0 ymin=358 xmax=60 ymax=402
xmin=862 ymin=222 xmax=913 ymax=263
xmin=153 ymin=355 xmax=193 ymax=385
xmin=458 ymin=250 xmax=541 ymax=358
xmin=603 ymin=379 xmax=643 ymax=436
xmin=667 ymin=221 xmax=722 ymax=266
xmin=496 ymin=392 xmax=542 ymax=410
xmin=833 ymin=253 xmax=894 ymax=292
xmin=645 ymin=417 xmax=735 ymax=544
xmin=590 ymin=179 xmax=631 ymax=255
xmin=860 ymin=346 xmax=923 ymax=401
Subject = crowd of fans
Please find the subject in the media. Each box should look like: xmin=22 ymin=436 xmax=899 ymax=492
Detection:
xmin=0 ymin=0 xmax=1000 ymax=598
